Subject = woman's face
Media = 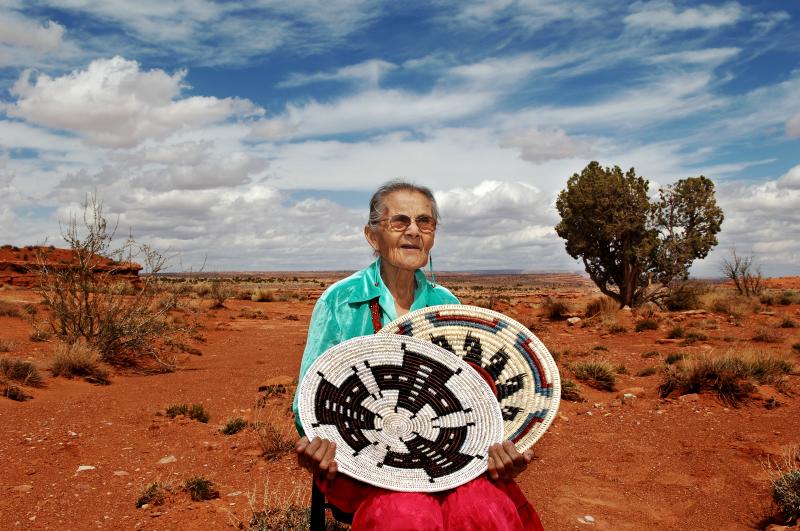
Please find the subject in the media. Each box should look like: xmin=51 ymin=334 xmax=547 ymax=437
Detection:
xmin=365 ymin=190 xmax=436 ymax=273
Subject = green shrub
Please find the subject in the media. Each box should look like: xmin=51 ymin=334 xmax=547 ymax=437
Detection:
xmin=637 ymin=367 xmax=658 ymax=377
xmin=635 ymin=319 xmax=658 ymax=332
xmin=592 ymin=345 xmax=608 ymax=351
xmin=642 ymin=350 xmax=660 ymax=358
xmin=664 ymin=282 xmax=704 ymax=311
xmin=570 ymin=360 xmax=616 ymax=391
xmin=667 ymin=326 xmax=685 ymax=339
xmin=222 ymin=417 xmax=248 ymax=435
xmin=773 ymin=470 xmax=800 ymax=521
xmin=607 ymin=323 xmax=627 ymax=334
xmin=616 ymin=364 xmax=629 ymax=375
xmin=665 ymin=353 xmax=686 ymax=365
xmin=184 ymin=476 xmax=219 ymax=501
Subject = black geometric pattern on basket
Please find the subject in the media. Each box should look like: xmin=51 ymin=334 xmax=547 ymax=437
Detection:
xmin=312 ymin=342 xmax=480 ymax=480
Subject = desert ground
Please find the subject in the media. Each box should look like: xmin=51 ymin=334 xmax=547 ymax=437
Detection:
xmin=1 ymin=264 xmax=799 ymax=530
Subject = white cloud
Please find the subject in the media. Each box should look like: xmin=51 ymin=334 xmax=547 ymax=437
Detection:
xmin=249 ymin=88 xmax=493 ymax=140
xmin=648 ymin=47 xmax=741 ymax=65
xmin=500 ymin=129 xmax=594 ymax=163
xmin=7 ymin=56 xmax=262 ymax=148
xmin=0 ymin=11 xmax=64 ymax=51
xmin=447 ymin=54 xmax=557 ymax=87
xmin=787 ymin=112 xmax=800 ymax=138
xmin=777 ymin=164 xmax=800 ymax=190
xmin=279 ymin=59 xmax=397 ymax=88
xmin=624 ymin=1 xmax=743 ymax=32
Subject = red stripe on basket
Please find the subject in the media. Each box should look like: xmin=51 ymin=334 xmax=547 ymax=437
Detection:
xmin=432 ymin=313 xmax=499 ymax=328
xmin=511 ymin=416 xmax=543 ymax=443
xmin=518 ymin=338 xmax=552 ymax=388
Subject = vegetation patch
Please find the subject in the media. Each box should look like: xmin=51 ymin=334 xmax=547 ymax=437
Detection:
xmin=0 ymin=340 xmax=15 ymax=353
xmin=165 ymin=403 xmax=210 ymax=423
xmin=584 ymin=296 xmax=618 ymax=320
xmin=779 ymin=317 xmax=796 ymax=329
xmin=0 ymin=357 xmax=44 ymax=387
xmin=222 ymin=417 xmax=248 ymax=435
xmin=667 ymin=326 xmax=685 ymax=339
xmin=635 ymin=319 xmax=659 ymax=332
xmin=753 ymin=327 xmax=782 ymax=343
xmin=570 ymin=360 xmax=616 ymax=391
xmin=0 ymin=300 xmax=22 ymax=318
xmin=51 ymin=342 xmax=110 ymax=384
xmin=642 ymin=350 xmax=660 ymax=358
xmin=542 ymin=297 xmax=571 ymax=320
xmin=658 ymin=351 xmax=794 ymax=406
xmin=136 ymin=482 xmax=169 ymax=508
xmin=560 ymin=378 xmax=585 ymax=402
xmin=637 ymin=367 xmax=658 ymax=377
xmin=664 ymin=282 xmax=705 ymax=311
xmin=184 ymin=476 xmax=219 ymax=501
xmin=665 ymin=353 xmax=687 ymax=365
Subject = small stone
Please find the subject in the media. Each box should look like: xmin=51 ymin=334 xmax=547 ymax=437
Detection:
xmin=609 ymin=399 xmax=622 ymax=408
xmin=619 ymin=387 xmax=645 ymax=398
xmin=12 ymin=484 xmax=33 ymax=493
xmin=227 ymin=491 xmax=243 ymax=497
xmin=567 ymin=317 xmax=582 ymax=326
xmin=113 ymin=471 xmax=129 ymax=476
xmin=593 ymin=402 xmax=604 ymax=409
xmin=679 ymin=393 xmax=699 ymax=403
xmin=557 ymin=413 xmax=569 ymax=422
xmin=621 ymin=305 xmax=632 ymax=312
xmin=623 ymin=393 xmax=637 ymax=400
xmin=585 ymin=411 xmax=593 ymax=416
xmin=583 ymin=515 xmax=595 ymax=523
xmin=68 ymin=431 xmax=78 ymax=437
xmin=76 ymin=465 xmax=96 ymax=473
xmin=157 ymin=455 xmax=177 ymax=465
xmin=140 ymin=504 xmax=149 ymax=509
xmin=765 ymin=525 xmax=788 ymax=531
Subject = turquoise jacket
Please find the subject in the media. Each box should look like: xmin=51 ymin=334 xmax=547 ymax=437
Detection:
xmin=292 ymin=258 xmax=459 ymax=435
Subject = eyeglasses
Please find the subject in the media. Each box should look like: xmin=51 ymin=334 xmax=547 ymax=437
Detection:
xmin=380 ymin=214 xmax=437 ymax=233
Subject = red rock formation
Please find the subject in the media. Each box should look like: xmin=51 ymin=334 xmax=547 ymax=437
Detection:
xmin=0 ymin=245 xmax=141 ymax=288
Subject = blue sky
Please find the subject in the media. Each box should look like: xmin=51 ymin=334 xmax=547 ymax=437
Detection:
xmin=0 ymin=0 xmax=798 ymax=275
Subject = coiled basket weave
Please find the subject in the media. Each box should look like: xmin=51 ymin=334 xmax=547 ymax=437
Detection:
xmin=380 ymin=304 xmax=560 ymax=453
xmin=298 ymin=334 xmax=504 ymax=492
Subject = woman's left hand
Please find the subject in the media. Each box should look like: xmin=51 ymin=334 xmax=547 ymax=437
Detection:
xmin=487 ymin=440 xmax=533 ymax=481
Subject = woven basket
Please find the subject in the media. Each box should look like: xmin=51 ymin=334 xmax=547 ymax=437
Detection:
xmin=379 ymin=304 xmax=560 ymax=452
xmin=297 ymin=334 xmax=503 ymax=492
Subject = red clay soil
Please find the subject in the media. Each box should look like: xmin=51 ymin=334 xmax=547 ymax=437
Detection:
xmin=1 ymin=276 xmax=799 ymax=530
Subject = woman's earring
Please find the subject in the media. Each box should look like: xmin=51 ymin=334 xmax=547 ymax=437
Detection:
xmin=428 ymin=254 xmax=436 ymax=286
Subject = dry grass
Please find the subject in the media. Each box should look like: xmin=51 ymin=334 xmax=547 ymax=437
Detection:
xmin=570 ymin=360 xmax=616 ymax=391
xmin=763 ymin=445 xmax=800 ymax=523
xmin=658 ymin=350 xmax=795 ymax=406
xmin=50 ymin=342 xmax=110 ymax=384
xmin=560 ymin=378 xmax=585 ymax=402
xmin=701 ymin=291 xmax=758 ymax=319
xmin=165 ymin=403 xmax=210 ymax=423
xmin=753 ymin=327 xmax=782 ymax=343
xmin=542 ymin=297 xmax=571 ymax=320
xmin=136 ymin=481 xmax=169 ymax=508
xmin=252 ymin=399 xmax=295 ymax=460
xmin=0 ymin=300 xmax=23 ymax=318
xmin=635 ymin=318 xmax=659 ymax=332
xmin=184 ymin=476 xmax=220 ymax=501
xmin=0 ymin=357 xmax=44 ymax=387
xmin=584 ymin=296 xmax=618 ymax=320
xmin=0 ymin=339 xmax=16 ymax=353
xmin=222 ymin=417 xmax=248 ymax=435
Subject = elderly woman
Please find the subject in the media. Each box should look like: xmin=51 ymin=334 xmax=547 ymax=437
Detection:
xmin=293 ymin=180 xmax=544 ymax=530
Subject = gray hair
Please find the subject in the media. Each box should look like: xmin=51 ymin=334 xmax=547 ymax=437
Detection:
xmin=366 ymin=179 xmax=440 ymax=231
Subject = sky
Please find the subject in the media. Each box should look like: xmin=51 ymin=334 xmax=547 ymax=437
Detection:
xmin=0 ymin=0 xmax=798 ymax=276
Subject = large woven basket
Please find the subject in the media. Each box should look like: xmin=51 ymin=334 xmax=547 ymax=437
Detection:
xmin=380 ymin=304 xmax=560 ymax=452
xmin=297 ymin=334 xmax=504 ymax=492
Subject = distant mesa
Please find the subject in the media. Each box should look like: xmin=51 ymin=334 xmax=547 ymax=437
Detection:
xmin=0 ymin=244 xmax=142 ymax=288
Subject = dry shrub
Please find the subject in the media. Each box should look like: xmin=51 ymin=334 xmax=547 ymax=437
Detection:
xmin=50 ymin=342 xmax=110 ymax=384
xmin=664 ymin=281 xmax=707 ymax=311
xmin=637 ymin=366 xmax=658 ymax=377
xmin=0 ymin=300 xmax=22 ymax=318
xmin=222 ymin=417 xmax=248 ymax=435
xmin=753 ymin=327 xmax=782 ymax=343
xmin=763 ymin=446 xmax=800 ymax=524
xmin=136 ymin=482 xmax=169 ymax=508
xmin=0 ymin=339 xmax=16 ymax=352
xmin=605 ymin=321 xmax=627 ymax=334
xmin=584 ymin=296 xmax=618 ymax=319
xmin=252 ymin=399 xmax=295 ymax=460
xmin=233 ymin=482 xmax=327 ymax=531
xmin=658 ymin=350 xmax=794 ymax=406
xmin=779 ymin=317 xmax=797 ymax=329
xmin=251 ymin=288 xmax=277 ymax=303
xmin=702 ymin=291 xmax=757 ymax=319
xmin=165 ymin=403 xmax=210 ymax=423
xmin=36 ymin=196 xmax=180 ymax=369
xmin=0 ymin=357 xmax=44 ymax=387
xmin=184 ymin=476 xmax=219 ymax=501
xmin=635 ymin=318 xmax=659 ymax=332
xmin=542 ymin=297 xmax=570 ymax=320
xmin=239 ymin=307 xmax=268 ymax=320
xmin=570 ymin=360 xmax=616 ymax=391
xmin=208 ymin=280 xmax=233 ymax=309
xmin=560 ymin=378 xmax=585 ymax=402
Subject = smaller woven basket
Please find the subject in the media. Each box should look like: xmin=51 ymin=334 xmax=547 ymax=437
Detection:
xmin=380 ymin=304 xmax=560 ymax=453
xmin=298 ymin=334 xmax=504 ymax=492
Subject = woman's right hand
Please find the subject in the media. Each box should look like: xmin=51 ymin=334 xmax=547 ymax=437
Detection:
xmin=295 ymin=436 xmax=338 ymax=480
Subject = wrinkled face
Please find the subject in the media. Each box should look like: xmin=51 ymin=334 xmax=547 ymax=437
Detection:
xmin=365 ymin=190 xmax=436 ymax=272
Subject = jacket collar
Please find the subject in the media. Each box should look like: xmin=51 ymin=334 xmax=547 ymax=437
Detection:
xmin=351 ymin=258 xmax=430 ymax=305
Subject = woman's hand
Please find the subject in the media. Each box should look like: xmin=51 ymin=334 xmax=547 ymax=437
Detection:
xmin=487 ymin=440 xmax=532 ymax=481
xmin=295 ymin=436 xmax=338 ymax=480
